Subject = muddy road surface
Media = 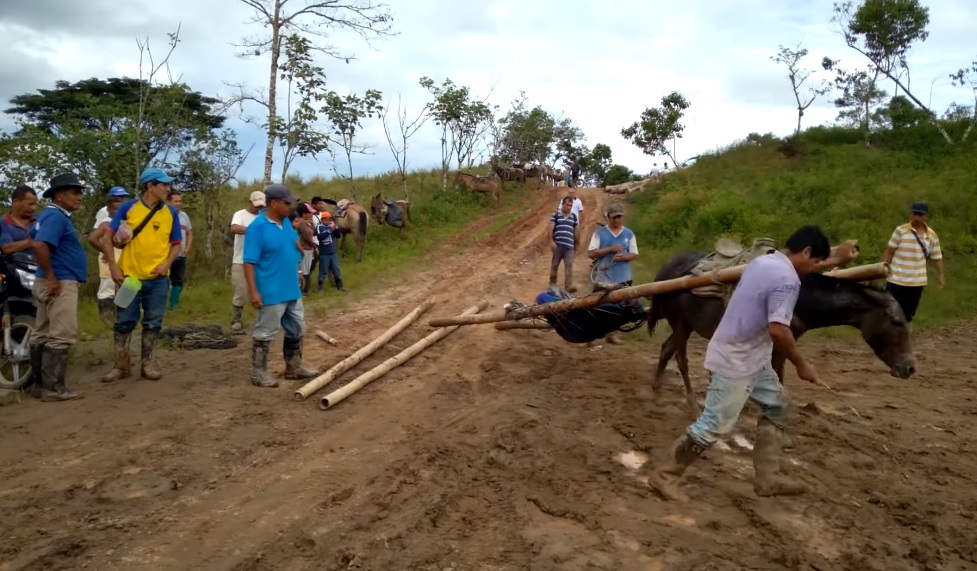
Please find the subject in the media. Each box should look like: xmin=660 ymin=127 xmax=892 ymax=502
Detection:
xmin=2 ymin=187 xmax=975 ymax=571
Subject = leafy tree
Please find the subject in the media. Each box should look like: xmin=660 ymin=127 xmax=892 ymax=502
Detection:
xmin=579 ymin=143 xmax=612 ymax=186
xmin=832 ymin=0 xmax=954 ymax=143
xmin=232 ymin=0 xmax=393 ymax=183
xmin=552 ymin=118 xmax=585 ymax=166
xmin=321 ymin=89 xmax=383 ymax=198
xmin=771 ymin=44 xmax=830 ymax=134
xmin=620 ymin=91 xmax=690 ymax=167
xmin=381 ymin=92 xmax=428 ymax=200
xmin=949 ymin=57 xmax=977 ymax=140
xmin=822 ymin=57 xmax=888 ymax=144
xmin=873 ymin=95 xmax=932 ymax=129
xmin=496 ymin=92 xmax=556 ymax=165
xmin=418 ymin=77 xmax=496 ymax=189
xmin=603 ymin=164 xmax=638 ymax=187
xmin=276 ymin=33 xmax=329 ymax=182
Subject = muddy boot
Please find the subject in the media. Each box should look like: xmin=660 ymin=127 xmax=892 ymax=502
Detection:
xmin=28 ymin=344 xmax=44 ymax=399
xmin=335 ymin=278 xmax=346 ymax=293
xmin=102 ymin=331 xmax=132 ymax=383
xmin=753 ymin=416 xmax=806 ymax=497
xmin=283 ymin=337 xmax=319 ymax=380
xmin=97 ymin=298 xmax=116 ymax=327
xmin=40 ymin=347 xmax=81 ymax=402
xmin=565 ymin=280 xmax=577 ymax=293
xmin=230 ymin=305 xmax=244 ymax=334
xmin=168 ymin=285 xmax=183 ymax=311
xmin=140 ymin=330 xmax=163 ymax=380
xmin=647 ymin=433 xmax=706 ymax=503
xmin=250 ymin=339 xmax=277 ymax=388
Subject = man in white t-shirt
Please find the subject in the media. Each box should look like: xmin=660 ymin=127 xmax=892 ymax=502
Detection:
xmin=228 ymin=191 xmax=266 ymax=332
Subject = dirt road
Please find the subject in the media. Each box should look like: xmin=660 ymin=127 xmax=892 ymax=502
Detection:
xmin=2 ymin=187 xmax=976 ymax=571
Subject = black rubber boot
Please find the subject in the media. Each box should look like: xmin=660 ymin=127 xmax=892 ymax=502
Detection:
xmin=231 ymin=305 xmax=244 ymax=334
xmin=753 ymin=416 xmax=806 ymax=497
xmin=102 ymin=331 xmax=132 ymax=383
xmin=141 ymin=330 xmax=162 ymax=380
xmin=250 ymin=339 xmax=277 ymax=387
xmin=40 ymin=347 xmax=81 ymax=402
xmin=28 ymin=344 xmax=44 ymax=399
xmin=283 ymin=337 xmax=318 ymax=380
xmin=335 ymin=278 xmax=346 ymax=293
xmin=647 ymin=433 xmax=707 ymax=503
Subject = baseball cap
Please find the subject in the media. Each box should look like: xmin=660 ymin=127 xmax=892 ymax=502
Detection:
xmin=606 ymin=203 xmax=625 ymax=217
xmin=139 ymin=167 xmax=175 ymax=186
xmin=264 ymin=183 xmax=299 ymax=204
xmin=108 ymin=186 xmax=131 ymax=197
xmin=910 ymin=201 xmax=928 ymax=214
xmin=249 ymin=191 xmax=266 ymax=207
xmin=320 ymin=211 xmax=332 ymax=218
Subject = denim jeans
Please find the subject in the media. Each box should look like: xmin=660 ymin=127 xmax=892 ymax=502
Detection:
xmin=317 ymin=253 xmax=342 ymax=288
xmin=686 ymin=366 xmax=788 ymax=448
xmin=115 ymin=277 xmax=169 ymax=334
xmin=253 ymin=299 xmax=305 ymax=342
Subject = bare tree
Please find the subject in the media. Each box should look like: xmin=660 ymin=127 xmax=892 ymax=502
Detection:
xmin=230 ymin=0 xmax=393 ymax=184
xmin=771 ymin=44 xmax=830 ymax=134
xmin=381 ymin=93 xmax=428 ymax=200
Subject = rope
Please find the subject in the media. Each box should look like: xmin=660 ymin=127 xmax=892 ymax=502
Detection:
xmin=160 ymin=324 xmax=239 ymax=350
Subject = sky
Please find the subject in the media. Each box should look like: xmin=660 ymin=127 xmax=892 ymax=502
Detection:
xmin=1 ymin=0 xmax=974 ymax=184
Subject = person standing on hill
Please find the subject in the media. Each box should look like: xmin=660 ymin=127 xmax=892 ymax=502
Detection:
xmin=882 ymin=202 xmax=944 ymax=327
xmin=166 ymin=191 xmax=193 ymax=311
xmin=88 ymin=186 xmax=130 ymax=325
xmin=98 ymin=167 xmax=182 ymax=383
xmin=29 ymin=173 xmax=88 ymax=401
xmin=228 ymin=191 xmax=266 ymax=333
xmin=243 ymin=184 xmax=318 ymax=388
xmin=548 ymin=196 xmax=580 ymax=293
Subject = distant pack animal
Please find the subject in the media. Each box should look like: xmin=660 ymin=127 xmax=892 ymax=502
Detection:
xmin=370 ymin=193 xmax=411 ymax=232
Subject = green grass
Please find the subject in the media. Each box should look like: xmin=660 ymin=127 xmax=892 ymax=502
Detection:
xmin=623 ymin=130 xmax=977 ymax=333
xmin=77 ymin=167 xmax=537 ymax=338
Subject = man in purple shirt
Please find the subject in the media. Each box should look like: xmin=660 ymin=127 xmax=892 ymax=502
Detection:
xmin=648 ymin=226 xmax=851 ymax=502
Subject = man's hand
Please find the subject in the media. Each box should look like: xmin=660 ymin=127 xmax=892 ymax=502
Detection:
xmin=46 ymin=279 xmax=62 ymax=298
xmin=795 ymin=360 xmax=820 ymax=384
xmin=250 ymin=290 xmax=263 ymax=310
xmin=550 ymin=241 xmax=557 ymax=253
xmin=111 ymin=267 xmax=125 ymax=287
xmin=184 ymin=248 xmax=191 ymax=258
xmin=149 ymin=261 xmax=172 ymax=279
xmin=298 ymin=273 xmax=305 ymax=290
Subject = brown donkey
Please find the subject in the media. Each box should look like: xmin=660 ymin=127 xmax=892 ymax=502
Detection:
xmin=455 ymin=172 xmax=500 ymax=202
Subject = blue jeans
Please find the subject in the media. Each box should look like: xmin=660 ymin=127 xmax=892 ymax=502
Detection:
xmin=317 ymin=253 xmax=342 ymax=288
xmin=686 ymin=366 xmax=789 ymax=448
xmin=115 ymin=277 xmax=169 ymax=334
xmin=253 ymin=299 xmax=305 ymax=342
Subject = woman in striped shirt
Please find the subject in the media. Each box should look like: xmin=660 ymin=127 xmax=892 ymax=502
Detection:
xmin=882 ymin=202 xmax=945 ymax=325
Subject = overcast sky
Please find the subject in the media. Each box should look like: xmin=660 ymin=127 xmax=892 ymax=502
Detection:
xmin=1 ymin=0 xmax=974 ymax=183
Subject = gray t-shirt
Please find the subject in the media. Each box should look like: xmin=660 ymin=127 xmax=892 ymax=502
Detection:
xmin=177 ymin=210 xmax=192 ymax=257
xmin=703 ymin=251 xmax=800 ymax=378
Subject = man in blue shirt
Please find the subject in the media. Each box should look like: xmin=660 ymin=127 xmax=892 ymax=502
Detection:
xmin=30 ymin=173 xmax=88 ymax=401
xmin=0 ymin=185 xmax=39 ymax=255
xmin=243 ymin=184 xmax=319 ymax=388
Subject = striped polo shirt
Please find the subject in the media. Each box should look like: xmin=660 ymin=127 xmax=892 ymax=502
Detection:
xmin=887 ymin=223 xmax=942 ymax=287
xmin=549 ymin=211 xmax=578 ymax=249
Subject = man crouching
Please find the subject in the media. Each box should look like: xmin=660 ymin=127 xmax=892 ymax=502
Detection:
xmin=242 ymin=184 xmax=319 ymax=387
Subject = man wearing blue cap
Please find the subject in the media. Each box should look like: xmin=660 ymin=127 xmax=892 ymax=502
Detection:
xmin=89 ymin=186 xmax=131 ymax=324
xmin=95 ymin=167 xmax=182 ymax=383
xmin=243 ymin=183 xmax=318 ymax=387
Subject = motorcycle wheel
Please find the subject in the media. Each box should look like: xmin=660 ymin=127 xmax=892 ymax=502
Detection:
xmin=0 ymin=314 xmax=36 ymax=390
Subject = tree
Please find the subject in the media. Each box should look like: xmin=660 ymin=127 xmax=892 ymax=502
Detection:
xmin=949 ymin=57 xmax=977 ymax=141
xmin=276 ymin=33 xmax=330 ymax=181
xmin=381 ymin=92 xmax=428 ymax=200
xmin=603 ymin=164 xmax=638 ymax=187
xmin=176 ymin=130 xmax=252 ymax=260
xmin=873 ymin=95 xmax=932 ymax=129
xmin=419 ymin=77 xmax=496 ymax=189
xmin=552 ymin=117 xmax=585 ymax=166
xmin=232 ymin=0 xmax=393 ymax=184
xmin=822 ymin=57 xmax=888 ymax=144
xmin=496 ymin=92 xmax=556 ymax=166
xmin=832 ymin=0 xmax=953 ymax=143
xmin=321 ymin=89 xmax=383 ymax=198
xmin=584 ymin=143 xmax=613 ymax=186
xmin=771 ymin=44 xmax=830 ymax=134
xmin=620 ymin=91 xmax=690 ymax=167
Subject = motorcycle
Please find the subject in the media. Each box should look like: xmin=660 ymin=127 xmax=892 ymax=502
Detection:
xmin=0 ymin=250 xmax=38 ymax=390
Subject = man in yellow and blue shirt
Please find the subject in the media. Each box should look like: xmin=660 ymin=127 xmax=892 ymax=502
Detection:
xmin=98 ymin=167 xmax=182 ymax=383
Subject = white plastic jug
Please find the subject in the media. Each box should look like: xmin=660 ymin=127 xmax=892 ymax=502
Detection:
xmin=114 ymin=276 xmax=141 ymax=309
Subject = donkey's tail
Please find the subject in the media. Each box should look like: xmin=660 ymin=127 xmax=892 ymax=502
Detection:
xmin=647 ymin=295 xmax=665 ymax=337
xmin=358 ymin=210 xmax=367 ymax=237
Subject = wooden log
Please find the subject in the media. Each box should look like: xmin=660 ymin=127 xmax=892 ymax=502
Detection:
xmin=320 ymin=301 xmax=489 ymax=410
xmin=294 ymin=297 xmax=436 ymax=400
xmin=825 ymin=262 xmax=890 ymax=281
xmin=315 ymin=330 xmax=339 ymax=345
xmin=494 ymin=321 xmax=553 ymax=331
xmin=428 ymin=261 xmax=891 ymax=328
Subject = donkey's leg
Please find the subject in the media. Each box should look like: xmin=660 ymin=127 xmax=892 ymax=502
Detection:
xmin=674 ymin=329 xmax=700 ymax=419
xmin=652 ymin=333 xmax=679 ymax=394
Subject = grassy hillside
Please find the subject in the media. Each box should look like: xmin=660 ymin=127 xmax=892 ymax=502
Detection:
xmin=624 ymin=125 xmax=977 ymax=331
xmin=77 ymin=167 xmax=535 ymax=337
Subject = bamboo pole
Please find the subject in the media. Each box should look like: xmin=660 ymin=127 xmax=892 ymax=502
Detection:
xmin=320 ymin=300 xmax=489 ymax=410
xmin=494 ymin=321 xmax=553 ymax=331
xmin=428 ymin=262 xmax=891 ymax=328
xmin=315 ymin=330 xmax=339 ymax=345
xmin=294 ymin=297 xmax=436 ymax=400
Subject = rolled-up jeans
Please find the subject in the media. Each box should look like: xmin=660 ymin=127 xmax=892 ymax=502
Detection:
xmin=252 ymin=298 xmax=305 ymax=342
xmin=549 ymin=245 xmax=574 ymax=285
xmin=686 ymin=366 xmax=789 ymax=448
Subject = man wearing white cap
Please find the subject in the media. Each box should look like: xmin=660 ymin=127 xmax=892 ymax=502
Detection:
xmin=229 ymin=191 xmax=266 ymax=332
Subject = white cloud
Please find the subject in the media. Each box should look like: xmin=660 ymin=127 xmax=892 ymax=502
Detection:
xmin=0 ymin=0 xmax=974 ymax=183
